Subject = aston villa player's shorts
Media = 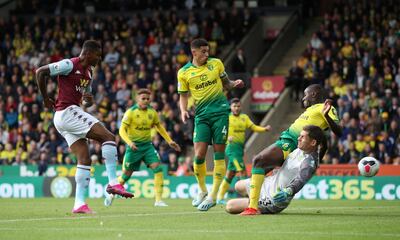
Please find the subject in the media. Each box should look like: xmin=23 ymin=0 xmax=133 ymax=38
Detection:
xmin=53 ymin=105 xmax=99 ymax=146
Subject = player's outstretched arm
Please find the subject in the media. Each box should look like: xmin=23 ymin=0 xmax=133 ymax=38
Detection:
xmin=251 ymin=124 xmax=271 ymax=132
xmin=154 ymin=123 xmax=181 ymax=152
xmin=285 ymin=158 xmax=316 ymax=195
xmin=179 ymin=93 xmax=190 ymax=123
xmin=221 ymin=75 xmax=244 ymax=90
xmin=35 ymin=65 xmax=55 ymax=109
xmin=273 ymin=158 xmax=316 ymax=207
xmin=322 ymin=99 xmax=342 ymax=137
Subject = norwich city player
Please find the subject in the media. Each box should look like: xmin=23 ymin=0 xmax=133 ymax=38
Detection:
xmin=216 ymin=98 xmax=271 ymax=204
xmin=241 ymin=84 xmax=342 ymax=215
xmin=178 ymin=38 xmax=244 ymax=211
xmin=105 ymin=88 xmax=181 ymax=207
xmin=227 ymin=125 xmax=327 ymax=214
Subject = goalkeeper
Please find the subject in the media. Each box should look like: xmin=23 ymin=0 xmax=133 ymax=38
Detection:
xmin=225 ymin=125 xmax=327 ymax=215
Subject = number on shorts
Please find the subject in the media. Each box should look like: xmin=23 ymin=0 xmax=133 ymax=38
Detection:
xmin=222 ymin=125 xmax=227 ymax=136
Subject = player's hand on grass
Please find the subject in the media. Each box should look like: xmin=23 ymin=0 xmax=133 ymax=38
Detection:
xmin=181 ymin=110 xmax=190 ymax=123
xmin=129 ymin=142 xmax=138 ymax=151
xmin=233 ymin=79 xmax=245 ymax=88
xmin=322 ymin=99 xmax=333 ymax=117
xmin=264 ymin=125 xmax=271 ymax=131
xmin=82 ymin=92 xmax=94 ymax=107
xmin=44 ymin=97 xmax=55 ymax=109
xmin=272 ymin=188 xmax=293 ymax=206
xmin=169 ymin=141 xmax=181 ymax=152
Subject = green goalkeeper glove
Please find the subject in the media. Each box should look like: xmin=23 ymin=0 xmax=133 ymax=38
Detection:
xmin=272 ymin=188 xmax=293 ymax=206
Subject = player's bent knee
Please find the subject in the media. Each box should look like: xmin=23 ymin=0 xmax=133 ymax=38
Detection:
xmin=89 ymin=123 xmax=116 ymax=143
xmin=152 ymin=165 xmax=163 ymax=173
xmin=225 ymin=200 xmax=236 ymax=214
xmin=252 ymin=154 xmax=264 ymax=168
xmin=227 ymin=171 xmax=236 ymax=179
xmin=225 ymin=200 xmax=244 ymax=214
xmin=234 ymin=180 xmax=247 ymax=196
xmin=103 ymin=132 xmax=115 ymax=142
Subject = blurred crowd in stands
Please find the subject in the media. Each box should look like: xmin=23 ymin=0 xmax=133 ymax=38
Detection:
xmin=0 ymin=2 xmax=256 ymax=175
xmin=287 ymin=0 xmax=400 ymax=164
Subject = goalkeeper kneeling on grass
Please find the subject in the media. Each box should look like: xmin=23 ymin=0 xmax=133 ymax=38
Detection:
xmin=225 ymin=125 xmax=327 ymax=215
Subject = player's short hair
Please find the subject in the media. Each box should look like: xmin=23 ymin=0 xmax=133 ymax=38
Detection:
xmin=137 ymin=88 xmax=151 ymax=95
xmin=191 ymin=38 xmax=209 ymax=49
xmin=307 ymin=84 xmax=326 ymax=101
xmin=303 ymin=125 xmax=325 ymax=146
xmin=230 ymin=98 xmax=240 ymax=104
xmin=82 ymin=40 xmax=101 ymax=52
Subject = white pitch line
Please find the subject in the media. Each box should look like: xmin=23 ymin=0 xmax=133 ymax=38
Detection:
xmin=0 ymin=205 xmax=398 ymax=224
xmin=287 ymin=205 xmax=400 ymax=211
xmin=0 ymin=226 xmax=399 ymax=238
xmin=0 ymin=211 xmax=222 ymax=223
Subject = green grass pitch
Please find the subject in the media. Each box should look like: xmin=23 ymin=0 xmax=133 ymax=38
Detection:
xmin=0 ymin=198 xmax=399 ymax=240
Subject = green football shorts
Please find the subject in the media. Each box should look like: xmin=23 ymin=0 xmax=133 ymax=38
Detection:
xmin=122 ymin=142 xmax=160 ymax=171
xmin=193 ymin=112 xmax=229 ymax=144
xmin=274 ymin=129 xmax=298 ymax=158
xmin=225 ymin=143 xmax=245 ymax=171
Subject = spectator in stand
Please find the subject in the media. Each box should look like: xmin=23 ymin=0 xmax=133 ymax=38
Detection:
xmin=291 ymin=1 xmax=400 ymax=164
xmin=168 ymin=152 xmax=179 ymax=175
xmin=232 ymin=48 xmax=247 ymax=73
xmin=175 ymin=156 xmax=193 ymax=176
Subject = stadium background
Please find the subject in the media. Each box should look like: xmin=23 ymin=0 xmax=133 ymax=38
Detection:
xmin=0 ymin=0 xmax=399 ymax=202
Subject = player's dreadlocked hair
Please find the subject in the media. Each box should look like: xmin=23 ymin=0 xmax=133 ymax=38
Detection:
xmin=303 ymin=125 xmax=327 ymax=167
xmin=82 ymin=40 xmax=101 ymax=52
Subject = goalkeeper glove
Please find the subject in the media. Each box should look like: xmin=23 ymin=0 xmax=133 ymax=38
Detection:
xmin=272 ymin=188 xmax=293 ymax=206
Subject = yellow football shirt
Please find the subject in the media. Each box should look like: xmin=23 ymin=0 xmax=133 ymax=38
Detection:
xmin=227 ymin=113 xmax=255 ymax=145
xmin=288 ymin=103 xmax=340 ymax=136
xmin=120 ymin=104 xmax=160 ymax=143
xmin=177 ymin=58 xmax=229 ymax=116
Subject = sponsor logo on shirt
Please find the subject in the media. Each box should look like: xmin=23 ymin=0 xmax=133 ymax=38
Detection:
xmin=195 ymin=79 xmax=217 ymax=90
xmin=75 ymin=78 xmax=90 ymax=93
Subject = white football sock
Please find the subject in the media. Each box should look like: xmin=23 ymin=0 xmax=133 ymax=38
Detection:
xmin=102 ymin=141 xmax=119 ymax=185
xmin=74 ymin=165 xmax=91 ymax=209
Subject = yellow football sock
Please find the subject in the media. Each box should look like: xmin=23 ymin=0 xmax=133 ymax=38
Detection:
xmin=249 ymin=168 xmax=265 ymax=209
xmin=210 ymin=152 xmax=226 ymax=201
xmin=154 ymin=172 xmax=164 ymax=202
xmin=193 ymin=157 xmax=207 ymax=193
xmin=118 ymin=173 xmax=131 ymax=185
xmin=217 ymin=177 xmax=231 ymax=200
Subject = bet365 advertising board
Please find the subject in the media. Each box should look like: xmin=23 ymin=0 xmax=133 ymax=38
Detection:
xmin=0 ymin=165 xmax=399 ymax=200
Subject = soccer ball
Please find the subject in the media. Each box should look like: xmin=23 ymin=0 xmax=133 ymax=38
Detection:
xmin=358 ymin=157 xmax=380 ymax=177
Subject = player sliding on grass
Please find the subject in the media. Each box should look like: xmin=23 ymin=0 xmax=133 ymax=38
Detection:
xmin=241 ymin=84 xmax=342 ymax=215
xmin=105 ymin=88 xmax=181 ymax=207
xmin=35 ymin=40 xmax=133 ymax=214
xmin=226 ymin=125 xmax=327 ymax=214
xmin=178 ymin=38 xmax=244 ymax=211
xmin=216 ymin=98 xmax=270 ymax=204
